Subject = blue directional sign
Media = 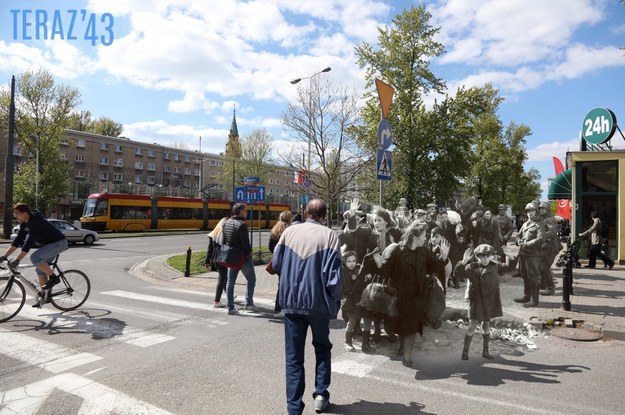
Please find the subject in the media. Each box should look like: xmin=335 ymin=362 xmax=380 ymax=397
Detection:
xmin=376 ymin=149 xmax=392 ymax=180
xmin=235 ymin=186 xmax=266 ymax=202
xmin=378 ymin=118 xmax=392 ymax=150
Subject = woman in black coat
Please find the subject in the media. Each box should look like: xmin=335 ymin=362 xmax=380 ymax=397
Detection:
xmin=381 ymin=220 xmax=451 ymax=367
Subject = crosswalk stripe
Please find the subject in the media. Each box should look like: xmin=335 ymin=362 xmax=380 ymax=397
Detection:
xmin=13 ymin=306 xmax=175 ymax=348
xmin=0 ymin=328 xmax=102 ymax=373
xmin=1 ymin=373 xmax=173 ymax=414
xmin=332 ymin=353 xmax=389 ymax=378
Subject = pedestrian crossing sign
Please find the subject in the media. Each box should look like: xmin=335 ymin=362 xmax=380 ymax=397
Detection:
xmin=377 ymin=149 xmax=392 ymax=180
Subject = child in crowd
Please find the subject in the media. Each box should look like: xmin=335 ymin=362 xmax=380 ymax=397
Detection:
xmin=341 ymin=251 xmax=363 ymax=352
xmin=460 ymin=244 xmax=503 ymax=360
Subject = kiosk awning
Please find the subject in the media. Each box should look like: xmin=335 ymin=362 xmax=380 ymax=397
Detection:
xmin=548 ymin=169 xmax=572 ymax=200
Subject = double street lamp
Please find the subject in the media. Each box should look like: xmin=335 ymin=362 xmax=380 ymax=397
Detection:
xmin=290 ymin=66 xmax=332 ymax=175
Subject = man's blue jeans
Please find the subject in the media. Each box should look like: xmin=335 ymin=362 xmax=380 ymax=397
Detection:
xmin=284 ymin=313 xmax=332 ymax=415
xmin=226 ymin=256 xmax=256 ymax=309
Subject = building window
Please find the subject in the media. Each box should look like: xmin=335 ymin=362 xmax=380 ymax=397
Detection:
xmin=210 ymin=159 xmax=217 ymax=166
xmin=100 ymin=143 xmax=109 ymax=151
xmin=269 ymin=178 xmax=274 ymax=184
xmin=135 ymin=175 xmax=143 ymax=183
xmin=148 ymin=149 xmax=156 ymax=158
xmin=174 ymin=167 xmax=180 ymax=174
xmin=147 ymin=176 xmax=155 ymax=185
xmin=164 ymin=165 xmax=170 ymax=173
xmin=99 ymin=157 xmax=109 ymax=165
xmin=113 ymin=173 xmax=123 ymax=182
xmin=114 ymin=158 xmax=123 ymax=167
xmin=99 ymin=172 xmax=109 ymax=180
xmin=194 ymin=169 xmax=200 ymax=177
xmin=219 ymin=161 xmax=224 ymax=167
xmin=115 ymin=144 xmax=123 ymax=153
xmin=147 ymin=163 xmax=156 ymax=171
xmin=76 ymin=139 xmax=86 ymax=148
xmin=209 ymin=171 xmax=216 ymax=177
xmin=164 ymin=152 xmax=170 ymax=160
xmin=184 ymin=168 xmax=191 ymax=175
xmin=61 ymin=153 xmax=68 ymax=160
xmin=135 ymin=148 xmax=143 ymax=156
xmin=134 ymin=161 xmax=143 ymax=170
xmin=75 ymin=170 xmax=86 ymax=178
xmin=76 ymin=154 xmax=86 ymax=163
xmin=175 ymin=154 xmax=181 ymax=162
xmin=60 ymin=139 xmax=69 ymax=146
xmin=185 ymin=155 xmax=191 ymax=163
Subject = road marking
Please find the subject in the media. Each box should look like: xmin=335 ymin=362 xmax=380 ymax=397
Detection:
xmin=0 ymin=373 xmax=173 ymax=414
xmin=11 ymin=306 xmax=175 ymax=348
xmin=101 ymin=290 xmax=275 ymax=311
xmin=0 ymin=328 xmax=102 ymax=374
xmin=332 ymin=353 xmax=389 ymax=378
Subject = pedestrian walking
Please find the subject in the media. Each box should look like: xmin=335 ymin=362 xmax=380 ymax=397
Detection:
xmin=514 ymin=203 xmax=545 ymax=308
xmin=222 ymin=203 xmax=257 ymax=315
xmin=579 ymin=211 xmax=615 ymax=269
xmin=206 ymin=217 xmax=229 ymax=308
xmin=268 ymin=210 xmax=292 ymax=317
xmin=271 ymin=199 xmax=342 ymax=415
xmin=459 ymin=244 xmax=503 ymax=360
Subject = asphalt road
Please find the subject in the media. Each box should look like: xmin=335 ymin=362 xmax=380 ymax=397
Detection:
xmin=0 ymin=234 xmax=623 ymax=415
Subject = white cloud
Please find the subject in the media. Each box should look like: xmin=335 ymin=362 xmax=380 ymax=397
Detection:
xmin=547 ymin=43 xmax=625 ymax=80
xmin=526 ymin=138 xmax=578 ymax=163
xmin=122 ymin=119 xmax=228 ymax=154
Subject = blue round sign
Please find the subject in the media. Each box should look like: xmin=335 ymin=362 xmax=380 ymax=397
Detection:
xmin=378 ymin=119 xmax=392 ymax=149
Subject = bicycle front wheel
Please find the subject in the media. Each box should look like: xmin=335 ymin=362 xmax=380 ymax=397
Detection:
xmin=0 ymin=277 xmax=26 ymax=323
xmin=50 ymin=270 xmax=91 ymax=311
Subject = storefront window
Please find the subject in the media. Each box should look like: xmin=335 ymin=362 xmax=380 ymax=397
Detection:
xmin=580 ymin=160 xmax=618 ymax=193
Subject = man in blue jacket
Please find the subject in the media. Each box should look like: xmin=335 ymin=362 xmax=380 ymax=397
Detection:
xmin=272 ymin=199 xmax=342 ymax=415
xmin=0 ymin=203 xmax=68 ymax=305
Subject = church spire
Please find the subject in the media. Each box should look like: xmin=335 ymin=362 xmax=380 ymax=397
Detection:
xmin=229 ymin=107 xmax=239 ymax=138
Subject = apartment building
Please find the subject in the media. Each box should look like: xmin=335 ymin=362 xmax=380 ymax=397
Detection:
xmin=0 ymin=128 xmax=302 ymax=221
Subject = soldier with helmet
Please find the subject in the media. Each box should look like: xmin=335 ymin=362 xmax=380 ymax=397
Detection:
xmin=514 ymin=203 xmax=545 ymax=308
xmin=538 ymin=202 xmax=562 ymax=296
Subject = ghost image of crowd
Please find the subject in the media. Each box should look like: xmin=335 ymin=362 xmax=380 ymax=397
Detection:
xmin=338 ymin=196 xmax=560 ymax=366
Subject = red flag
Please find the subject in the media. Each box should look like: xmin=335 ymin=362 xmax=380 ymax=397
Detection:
xmin=553 ymin=157 xmax=564 ymax=175
xmin=552 ymin=157 xmax=570 ymax=219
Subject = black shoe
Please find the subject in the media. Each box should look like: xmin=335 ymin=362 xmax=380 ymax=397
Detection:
xmin=583 ymin=265 xmax=595 ymax=269
xmin=42 ymin=275 xmax=60 ymax=290
xmin=609 ymin=262 xmax=615 ymax=270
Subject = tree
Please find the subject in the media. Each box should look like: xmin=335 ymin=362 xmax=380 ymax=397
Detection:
xmin=92 ymin=116 xmax=123 ymax=137
xmin=283 ymin=80 xmax=368 ymax=223
xmin=67 ymin=111 xmax=123 ymax=136
xmin=354 ymin=5 xmax=450 ymax=209
xmin=0 ymin=69 xmax=80 ymax=214
xmin=238 ymin=128 xmax=275 ymax=183
xmin=461 ymin=85 xmax=540 ymax=211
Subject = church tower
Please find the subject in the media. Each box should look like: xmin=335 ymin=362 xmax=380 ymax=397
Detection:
xmin=225 ymin=108 xmax=241 ymax=158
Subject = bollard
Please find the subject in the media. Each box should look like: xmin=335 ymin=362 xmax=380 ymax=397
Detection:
xmin=557 ymin=238 xmax=580 ymax=311
xmin=184 ymin=245 xmax=192 ymax=277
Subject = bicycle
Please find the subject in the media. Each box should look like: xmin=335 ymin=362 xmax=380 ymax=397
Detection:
xmin=0 ymin=254 xmax=91 ymax=323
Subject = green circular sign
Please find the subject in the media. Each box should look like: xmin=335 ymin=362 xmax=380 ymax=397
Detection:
xmin=582 ymin=107 xmax=617 ymax=145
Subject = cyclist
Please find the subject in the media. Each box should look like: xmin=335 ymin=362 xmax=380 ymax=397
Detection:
xmin=0 ymin=203 xmax=68 ymax=304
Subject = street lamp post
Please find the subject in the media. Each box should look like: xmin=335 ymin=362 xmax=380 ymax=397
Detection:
xmin=290 ymin=67 xmax=331 ymax=176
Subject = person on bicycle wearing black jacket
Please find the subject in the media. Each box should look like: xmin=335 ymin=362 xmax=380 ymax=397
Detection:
xmin=222 ymin=203 xmax=256 ymax=315
xmin=0 ymin=203 xmax=69 ymax=297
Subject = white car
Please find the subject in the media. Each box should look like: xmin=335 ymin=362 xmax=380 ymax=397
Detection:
xmin=11 ymin=219 xmax=100 ymax=246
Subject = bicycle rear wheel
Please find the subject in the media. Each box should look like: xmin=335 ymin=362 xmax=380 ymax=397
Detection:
xmin=0 ymin=277 xmax=26 ymax=323
xmin=50 ymin=270 xmax=91 ymax=311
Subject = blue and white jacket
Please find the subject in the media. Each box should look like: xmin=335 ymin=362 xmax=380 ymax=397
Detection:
xmin=272 ymin=219 xmax=342 ymax=319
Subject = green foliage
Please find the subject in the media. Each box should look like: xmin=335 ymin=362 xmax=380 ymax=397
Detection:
xmin=2 ymin=69 xmax=80 ymax=214
xmin=354 ymin=6 xmax=541 ymax=212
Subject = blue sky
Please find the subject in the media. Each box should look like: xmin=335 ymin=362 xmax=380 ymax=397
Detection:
xmin=1 ymin=0 xmax=624 ymax=201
